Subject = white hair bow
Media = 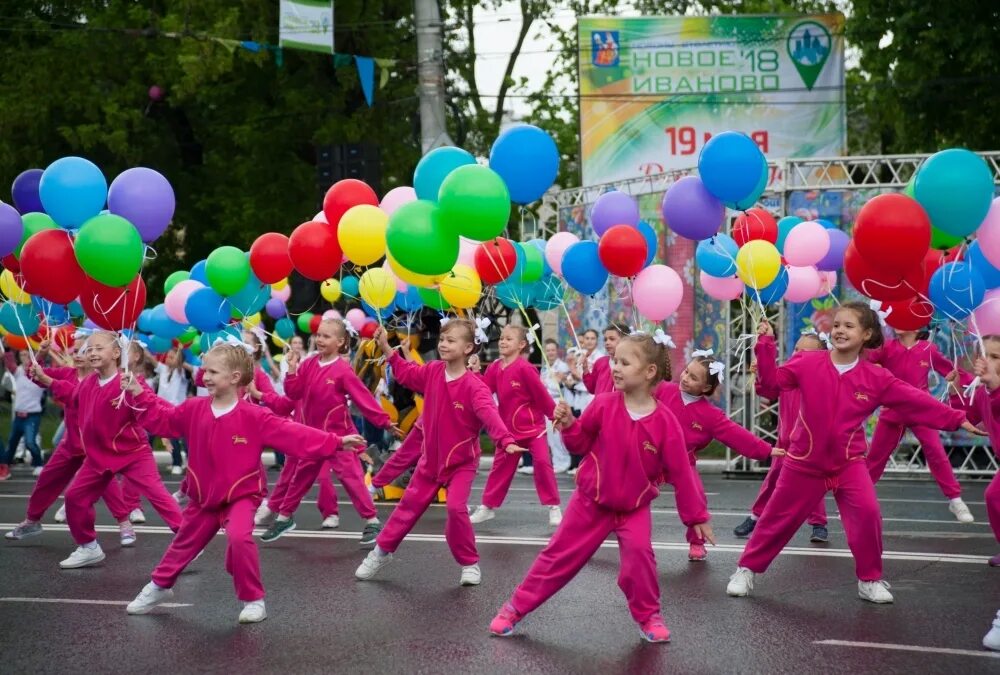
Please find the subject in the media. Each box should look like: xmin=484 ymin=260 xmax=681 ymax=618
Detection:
xmin=869 ymin=299 xmax=892 ymax=326
xmin=212 ymin=334 xmax=254 ymax=354
xmin=73 ymin=328 xmax=93 ymax=339
xmin=474 ymin=317 xmax=492 ymax=345
xmin=343 ymin=321 xmax=358 ymax=338
xmin=801 ymin=328 xmax=833 ymax=350
xmin=708 ymin=360 xmax=725 ymax=382
xmin=652 ymin=328 xmax=675 ymax=349
xmin=692 ymin=348 xmax=714 ymax=359
xmin=439 ymin=316 xmax=451 ymax=328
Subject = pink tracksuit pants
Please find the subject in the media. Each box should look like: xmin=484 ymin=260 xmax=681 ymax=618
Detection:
xmin=508 ymin=491 xmax=660 ymax=623
xmin=739 ymin=460 xmax=883 ymax=581
xmin=268 ymin=456 xmax=339 ymax=518
xmin=152 ymin=497 xmax=264 ymax=601
xmin=273 ymin=451 xmax=377 ymax=520
xmin=867 ymin=420 xmax=962 ymax=499
xmin=26 ymin=444 xmax=130 ymax=523
xmin=750 ymin=455 xmax=828 ymax=526
xmin=481 ymin=434 xmax=561 ymax=509
xmin=987 ymin=472 xmax=1000 ymax=546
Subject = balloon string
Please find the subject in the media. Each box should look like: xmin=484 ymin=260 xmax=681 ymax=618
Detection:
xmin=558 ymin=297 xmax=583 ymax=352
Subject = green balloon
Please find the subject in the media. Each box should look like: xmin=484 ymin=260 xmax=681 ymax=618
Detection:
xmin=519 ymin=242 xmax=544 ymax=283
xmin=418 ymin=286 xmax=451 ymax=311
xmin=297 ymin=311 xmax=315 ymax=333
xmin=437 ymin=165 xmax=511 ymax=241
xmin=386 ymin=200 xmax=459 ymax=276
xmin=15 ymin=212 xmax=57 ymax=258
xmin=74 ymin=214 xmax=144 ymax=287
xmin=164 ymin=270 xmax=190 ymax=295
xmin=179 ymin=326 xmax=199 ymax=344
xmin=206 ymin=246 xmax=250 ymax=296
xmin=190 ymin=338 xmax=203 ymax=356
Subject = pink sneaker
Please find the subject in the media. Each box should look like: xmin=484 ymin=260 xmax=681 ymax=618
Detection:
xmin=989 ymin=553 xmax=1000 ymax=567
xmin=489 ymin=602 xmax=524 ymax=637
xmin=639 ymin=616 xmax=671 ymax=643
xmin=688 ymin=543 xmax=707 ymax=561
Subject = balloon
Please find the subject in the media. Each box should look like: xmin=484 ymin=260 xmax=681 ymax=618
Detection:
xmin=488 ymin=125 xmax=560 ymax=204
xmin=148 ymin=305 xmax=186 ymax=339
xmin=39 ymin=157 xmax=108 ymax=228
xmin=474 ymin=237 xmax=517 ymax=284
xmin=439 ymin=264 xmax=482 ymax=309
xmin=309 ymin=314 xmax=323 ymax=334
xmin=735 ymin=240 xmax=781 ymax=289
xmin=359 ymin=268 xmax=396 ymax=309
xmin=843 ymin=243 xmax=924 ymax=302
xmin=853 ymin=193 xmax=930 ymax=276
xmin=74 ymin=214 xmax=144 ymax=287
xmin=323 ymin=309 xmax=342 ymax=320
xmin=591 ymin=191 xmax=639 ymax=237
xmin=817 ymin=271 xmax=838 ymax=298
xmin=930 ymin=224 xmax=963 ymax=251
xmin=395 ymin=286 xmax=424 ymax=313
xmin=1 ymin=254 xmax=19 ymax=273
xmin=11 ymin=169 xmax=44 ymax=214
xmin=637 ymin=220 xmax=657 ymax=267
xmin=495 ymin=279 xmax=534 ymax=310
xmin=413 ymin=147 xmax=476 ymax=202
xmin=81 ymin=275 xmax=147 ymax=331
xmin=970 ymin=289 xmax=1000 ymax=337
xmin=784 ymin=266 xmax=822 ymax=303
xmin=19 ymin=229 xmax=86 ymax=304
xmin=967 ymin=241 xmax=1000 ymax=290
xmin=696 ymin=235 xmax=739 ymax=278
xmin=178 ymin=326 xmax=199 ymax=345
xmin=265 ymin=298 xmax=287 ymax=320
xmin=885 ymin=297 xmax=934 ymax=331
xmin=783 ymin=221 xmax=831 ymax=267
xmin=816 ymin=229 xmax=849 ymax=271
xmin=360 ymin=320 xmax=379 ymax=339
xmin=323 ymin=179 xmax=379 ymax=229
xmin=271 ymin=277 xmax=289 ymax=291
xmin=345 ymin=308 xmax=367 ymax=332
xmin=15 ymin=212 xmax=57 ymax=258
xmin=976 ymin=199 xmax=1000 ymax=270
xmin=275 ymin=317 xmax=296 ymax=339
xmin=226 ymin=271 xmax=269 ymax=318
xmin=361 ymin=300 xmax=394 ymax=321
xmin=296 ymin=312 xmax=315 ymax=334
xmin=385 ymin=200 xmax=458 ymax=276
xmin=386 ymin=253 xmax=444 ymax=289
xmin=700 ymin=272 xmax=744 ymax=301
xmin=697 ymin=132 xmax=767 ymax=209
xmin=456 ymin=237 xmax=479 ymax=269
xmin=544 ymin=232 xmax=580 ymax=277
xmin=289 ymin=220 xmax=343 ymax=281
xmin=660 ymin=176 xmax=725 ymax=240
xmin=417 ymin=287 xmax=451 ymax=311
xmin=775 ymin=216 xmax=803 ymax=253
xmin=532 ymin=276 xmax=565 ymax=311
xmin=148 ymin=335 xmax=173 ymax=354
xmin=164 ymin=270 xmax=190 ymax=295
xmin=341 ymin=275 xmax=360 ymax=298
xmin=748 ymin=266 xmax=789 ymax=305
xmin=928 ymin=262 xmax=985 ymax=321
xmin=249 ymin=232 xmax=293 ymax=284
xmin=380 ymin=186 xmax=417 ymax=215
xmin=0 ymin=204 xmax=23 ymax=258
xmin=185 ymin=287 xmax=230 ymax=332
xmin=321 ymin=278 xmax=342 ymax=302
xmin=561 ymin=241 xmax=608 ymax=295
xmin=206 ymin=246 xmax=251 ymax=296
xmin=597 ymin=224 xmax=647 ymax=277
xmin=632 ymin=265 xmax=683 ymax=321
xmin=733 ymin=208 xmax=778 ymax=247
xmin=337 ymin=204 xmax=389 ymax=266
xmin=271 ymin=285 xmax=291 ymax=302
xmin=518 ymin=242 xmax=544 ymax=283
xmin=437 ymin=165 xmax=511 ymax=242
xmin=107 ymin=167 xmax=175 ymax=242
xmin=913 ymin=149 xmax=994 ymax=238
xmin=165 ymin=279 xmax=204 ymax=324
xmin=0 ymin=302 xmax=39 ymax=335
xmin=190 ymin=259 xmax=208 ymax=284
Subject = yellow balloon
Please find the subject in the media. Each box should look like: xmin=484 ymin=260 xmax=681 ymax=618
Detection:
xmin=272 ymin=277 xmax=289 ymax=291
xmin=0 ymin=270 xmax=29 ymax=304
xmin=359 ymin=268 xmax=396 ymax=309
xmin=321 ymin=278 xmax=342 ymax=302
xmin=271 ymin=334 xmax=288 ymax=349
xmin=242 ymin=312 xmax=262 ymax=328
xmin=386 ymin=252 xmax=444 ymax=288
xmin=736 ymin=240 xmax=781 ymax=289
xmin=439 ymin=264 xmax=482 ymax=309
xmin=338 ymin=205 xmax=388 ymax=266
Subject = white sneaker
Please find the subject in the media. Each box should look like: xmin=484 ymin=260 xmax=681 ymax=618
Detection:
xmin=726 ymin=567 xmax=755 ymax=597
xmin=984 ymin=610 xmax=1000 ymax=651
xmin=355 ymin=549 xmax=393 ymax=580
xmin=120 ymin=523 xmax=137 ymax=547
xmin=170 ymin=466 xmax=184 ymax=476
xmin=129 ymin=509 xmax=146 ymax=524
xmin=469 ymin=506 xmax=495 ymax=524
xmin=126 ymin=582 xmax=174 ymax=614
xmin=254 ymin=504 xmax=274 ymax=526
xmin=54 ymin=504 xmax=66 ymax=523
xmin=548 ymin=506 xmax=563 ymax=527
xmin=32 ymin=466 xmax=43 ymax=477
xmin=858 ymin=579 xmax=894 ymax=604
xmin=239 ymin=600 xmax=267 ymax=623
xmin=172 ymin=490 xmax=189 ymax=507
xmin=59 ymin=544 xmax=106 ymax=569
xmin=460 ymin=564 xmax=482 ymax=586
xmin=517 ymin=466 xmax=534 ymax=475
xmin=321 ymin=515 xmax=340 ymax=529
xmin=949 ymin=499 xmax=974 ymax=524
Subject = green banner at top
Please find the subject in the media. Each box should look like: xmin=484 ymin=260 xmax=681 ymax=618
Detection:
xmin=279 ymin=0 xmax=334 ymax=55
xmin=578 ymin=14 xmax=846 ymax=186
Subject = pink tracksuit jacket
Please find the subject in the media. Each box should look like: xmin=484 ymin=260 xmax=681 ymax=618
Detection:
xmin=866 ymin=339 xmax=961 ymax=424
xmin=582 ymin=355 xmax=614 ymax=395
xmin=480 ymin=357 xmax=556 ymax=440
xmin=75 ymin=372 xmax=156 ymax=472
xmin=950 ymin=386 xmax=1000 ymax=545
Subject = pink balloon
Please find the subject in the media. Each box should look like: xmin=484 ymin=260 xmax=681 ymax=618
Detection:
xmin=313 ymin=210 xmax=328 ymax=224
xmin=970 ymin=288 xmax=1000 ymax=336
xmin=699 ymin=271 xmax=744 ymax=301
xmin=784 ymin=266 xmax=822 ymax=303
xmin=783 ymin=221 xmax=830 ymax=267
xmin=976 ymin=198 xmax=1000 ymax=269
xmin=632 ymin=264 xmax=683 ymax=321
xmin=346 ymin=308 xmax=367 ymax=332
xmin=164 ymin=280 xmax=204 ymax=324
xmin=457 ymin=237 xmax=478 ymax=268
xmin=271 ymin=285 xmax=291 ymax=302
xmin=545 ymin=232 xmax=580 ymax=277
xmin=817 ymin=270 xmax=838 ymax=298
xmin=380 ymin=186 xmax=417 ymax=216
xmin=323 ymin=309 xmax=342 ymax=320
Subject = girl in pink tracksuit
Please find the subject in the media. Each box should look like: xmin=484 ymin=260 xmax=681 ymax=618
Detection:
xmin=370 ymin=418 xmax=424 ymax=492
xmin=35 ymin=332 xmax=184 ymax=570
xmin=734 ymin=327 xmax=830 ymax=543
xmin=122 ymin=342 xmax=365 ymax=624
xmin=356 ymin=320 xmax=524 ymax=587
xmin=582 ymin=324 xmax=626 ymax=396
xmin=726 ymin=302 xmax=981 ymax=604
xmin=469 ymin=325 xmax=562 ymax=527
xmin=489 ymin=332 xmax=713 ymax=644
xmin=866 ymin=330 xmax=974 ymax=523
xmin=255 ymin=318 xmax=395 ymax=546
xmin=655 ymin=352 xmax=782 ymax=561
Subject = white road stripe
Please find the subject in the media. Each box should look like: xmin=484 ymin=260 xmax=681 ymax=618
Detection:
xmin=0 ymin=597 xmax=191 ymax=608
xmin=815 ymin=639 xmax=1000 ymax=659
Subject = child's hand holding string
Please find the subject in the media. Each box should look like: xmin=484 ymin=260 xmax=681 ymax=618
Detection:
xmin=975 ymin=357 xmax=999 ymax=391
xmin=770 ymin=447 xmax=786 ymax=457
xmin=120 ymin=373 xmax=143 ymax=396
xmin=30 ymin=363 xmax=53 ymax=387
xmin=373 ymin=327 xmax=393 ymax=357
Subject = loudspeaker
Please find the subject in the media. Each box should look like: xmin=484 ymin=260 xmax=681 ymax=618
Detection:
xmin=317 ymin=143 xmax=382 ymax=198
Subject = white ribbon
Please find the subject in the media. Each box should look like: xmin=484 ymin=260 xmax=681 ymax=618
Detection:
xmin=869 ymin=299 xmax=892 ymax=326
xmin=73 ymin=328 xmax=93 ymax=339
xmin=474 ymin=317 xmax=492 ymax=345
xmin=652 ymin=328 xmax=675 ymax=349
xmin=439 ymin=316 xmax=451 ymax=328
xmin=343 ymin=321 xmax=358 ymax=338
xmin=708 ymin=360 xmax=726 ymax=382
xmin=212 ymin=334 xmax=254 ymax=354
xmin=801 ymin=328 xmax=833 ymax=350
xmin=691 ymin=348 xmax=714 ymax=359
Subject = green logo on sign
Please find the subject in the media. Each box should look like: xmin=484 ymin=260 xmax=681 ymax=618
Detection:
xmin=786 ymin=21 xmax=832 ymax=91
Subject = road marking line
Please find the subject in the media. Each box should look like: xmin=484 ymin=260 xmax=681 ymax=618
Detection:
xmin=0 ymin=597 xmax=191 ymax=608
xmin=815 ymin=639 xmax=1000 ymax=659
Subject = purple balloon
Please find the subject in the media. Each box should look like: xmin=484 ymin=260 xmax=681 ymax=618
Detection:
xmin=265 ymin=297 xmax=287 ymax=320
xmin=83 ymin=318 xmax=100 ymax=330
xmin=591 ymin=191 xmax=639 ymax=237
xmin=11 ymin=169 xmax=44 ymax=215
xmin=816 ymin=228 xmax=849 ymax=271
xmin=0 ymin=204 xmax=24 ymax=258
xmin=107 ymin=167 xmax=176 ymax=243
xmin=661 ymin=176 xmax=726 ymax=240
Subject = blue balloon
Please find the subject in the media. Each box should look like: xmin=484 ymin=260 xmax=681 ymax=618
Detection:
xmin=816 ymin=218 xmax=837 ymax=230
xmin=488 ymin=125 xmax=560 ymax=204
xmin=532 ymin=277 xmax=565 ymax=311
xmin=148 ymin=304 xmax=186 ymax=339
xmin=637 ymin=221 xmax=657 ymax=267
xmin=775 ymin=216 xmax=803 ymax=253
xmin=275 ymin=317 xmax=295 ymax=339
xmin=361 ymin=300 xmax=394 ymax=320
xmin=698 ymin=132 xmax=767 ymax=209
xmin=413 ymin=146 xmax=476 ymax=201
xmin=395 ymin=286 xmax=424 ymax=313
xmin=120 ymin=328 xmax=134 ymax=339
xmin=342 ymin=275 xmax=360 ymax=298
xmin=561 ymin=241 xmax=608 ymax=295
xmin=32 ymin=297 xmax=68 ymax=326
xmin=38 ymin=157 xmax=108 ymax=228
xmin=190 ymin=259 xmax=208 ymax=284
xmin=148 ymin=335 xmax=173 ymax=354
xmin=228 ymin=270 xmax=268 ymax=317
xmin=967 ymin=241 xmax=1000 ymax=290
xmin=748 ymin=267 xmax=789 ymax=305
xmin=913 ymin=149 xmax=994 ymax=238
xmin=137 ymin=309 xmax=154 ymax=333
xmin=0 ymin=301 xmax=40 ymax=335
xmin=183 ymin=349 xmax=202 ymax=367
xmin=67 ymin=300 xmax=84 ymax=318
xmin=185 ymin=287 xmax=230 ymax=332
xmin=496 ymin=279 xmax=536 ymax=309
xmin=929 ymin=262 xmax=986 ymax=320
xmin=696 ymin=234 xmax=739 ymax=277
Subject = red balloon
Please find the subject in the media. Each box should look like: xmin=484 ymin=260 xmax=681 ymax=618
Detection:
xmin=853 ymin=193 xmax=930 ymax=276
xmin=2 ymin=254 xmax=20 ymax=273
xmin=733 ymin=208 xmax=778 ymax=246
xmin=52 ymin=325 xmax=76 ymax=351
xmin=474 ymin=238 xmax=517 ymax=284
xmin=844 ymin=243 xmax=924 ymax=301
xmin=249 ymin=232 xmax=293 ymax=284
xmin=322 ymin=179 xmax=379 ymax=230
xmin=4 ymin=333 xmax=32 ymax=350
xmin=598 ymin=224 xmax=648 ymax=277
xmin=885 ymin=296 xmax=934 ymax=331
xmin=288 ymin=221 xmax=343 ymax=281
xmin=360 ymin=320 xmax=378 ymax=339
xmin=81 ymin=275 xmax=147 ymax=331
xmin=19 ymin=229 xmax=86 ymax=304
xmin=308 ymin=314 xmax=323 ymax=334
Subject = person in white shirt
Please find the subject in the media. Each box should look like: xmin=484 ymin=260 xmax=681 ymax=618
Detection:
xmin=541 ymin=339 xmax=571 ymax=474
xmin=156 ymin=349 xmax=191 ymax=475
xmin=0 ymin=351 xmax=46 ymax=479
